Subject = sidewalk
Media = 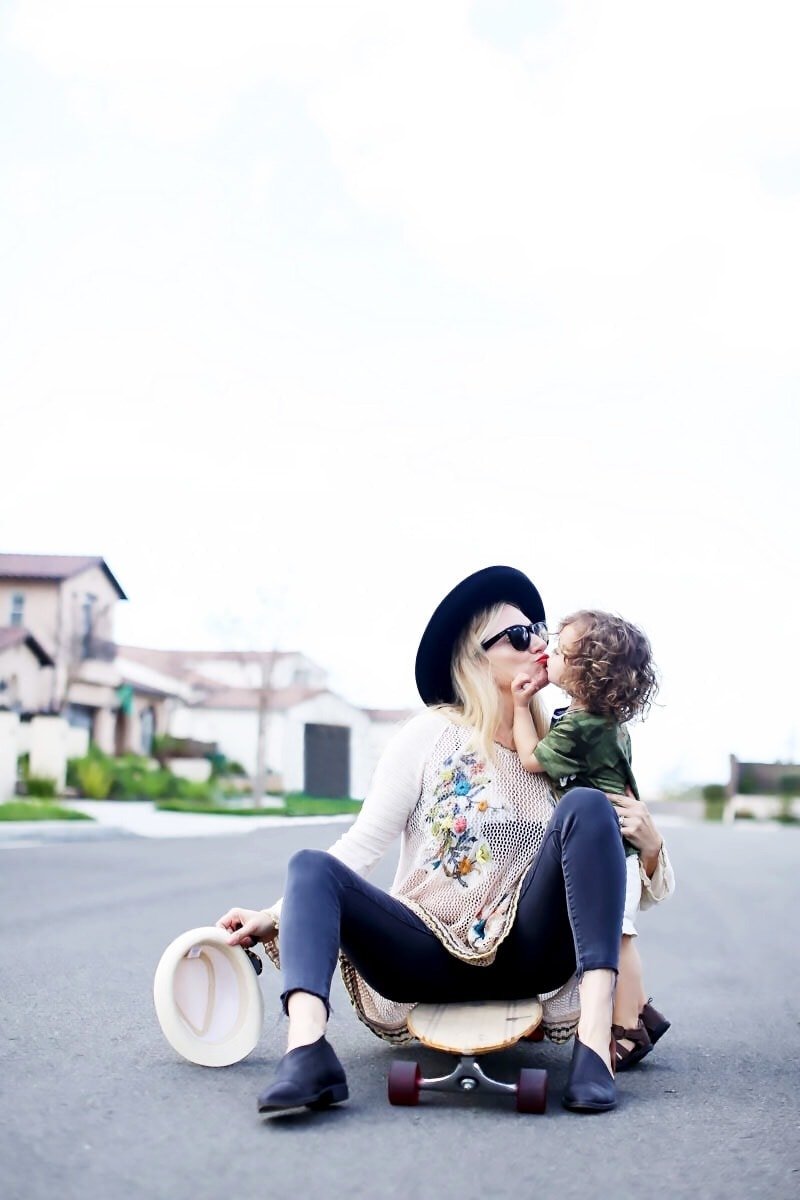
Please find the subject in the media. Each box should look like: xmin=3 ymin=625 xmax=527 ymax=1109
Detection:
xmin=0 ymin=799 xmax=357 ymax=846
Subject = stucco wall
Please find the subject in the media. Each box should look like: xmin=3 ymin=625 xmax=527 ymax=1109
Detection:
xmin=282 ymin=693 xmax=372 ymax=796
xmin=168 ymin=705 xmax=266 ymax=775
xmin=58 ymin=566 xmax=119 ymax=657
xmin=168 ymin=693 xmax=396 ymax=798
xmin=0 ymin=567 xmax=122 ymax=710
xmin=0 ymin=642 xmax=52 ymax=711
xmin=0 ymin=581 xmax=60 ymax=673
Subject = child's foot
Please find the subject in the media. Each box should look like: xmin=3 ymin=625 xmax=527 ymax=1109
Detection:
xmin=611 ymin=1017 xmax=652 ymax=1071
xmin=640 ymin=999 xmax=670 ymax=1044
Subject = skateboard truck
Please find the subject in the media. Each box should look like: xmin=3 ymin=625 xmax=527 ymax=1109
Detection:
xmin=388 ymin=1055 xmax=547 ymax=1112
xmin=388 ymin=999 xmax=548 ymax=1113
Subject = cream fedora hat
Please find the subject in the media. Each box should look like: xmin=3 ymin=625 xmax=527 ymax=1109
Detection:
xmin=153 ymin=926 xmax=264 ymax=1067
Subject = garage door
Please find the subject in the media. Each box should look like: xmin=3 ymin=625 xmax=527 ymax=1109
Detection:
xmin=303 ymin=724 xmax=350 ymax=798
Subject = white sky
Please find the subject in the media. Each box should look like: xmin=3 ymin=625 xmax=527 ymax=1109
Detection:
xmin=1 ymin=0 xmax=798 ymax=793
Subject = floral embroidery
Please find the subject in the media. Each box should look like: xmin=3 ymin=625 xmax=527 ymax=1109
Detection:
xmin=422 ymin=750 xmax=503 ymax=887
xmin=467 ymin=892 xmax=512 ymax=949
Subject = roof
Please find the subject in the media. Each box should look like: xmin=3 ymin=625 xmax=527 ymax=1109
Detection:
xmin=119 ymin=646 xmax=406 ymax=719
xmin=193 ymin=685 xmax=327 ymax=712
xmin=0 ymin=626 xmax=55 ymax=666
xmin=363 ymin=708 xmax=417 ymax=723
xmin=117 ymin=646 xmax=292 ymax=670
xmin=0 ymin=554 xmax=127 ymax=599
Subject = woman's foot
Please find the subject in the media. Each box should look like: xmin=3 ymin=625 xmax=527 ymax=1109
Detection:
xmin=576 ymin=968 xmax=615 ymax=1072
xmin=257 ymin=1036 xmax=349 ymax=1116
xmin=562 ymin=1036 xmax=616 ymax=1113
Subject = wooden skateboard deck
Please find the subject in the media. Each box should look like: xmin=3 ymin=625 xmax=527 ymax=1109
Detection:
xmin=408 ymin=999 xmax=543 ymax=1055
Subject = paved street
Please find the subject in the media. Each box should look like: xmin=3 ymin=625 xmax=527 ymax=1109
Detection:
xmin=1 ymin=820 xmax=798 ymax=1200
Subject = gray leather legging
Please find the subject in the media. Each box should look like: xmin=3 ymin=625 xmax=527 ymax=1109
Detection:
xmin=278 ymin=787 xmax=626 ymax=1014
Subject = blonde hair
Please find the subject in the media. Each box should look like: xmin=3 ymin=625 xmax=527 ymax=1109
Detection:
xmin=436 ymin=602 xmax=550 ymax=762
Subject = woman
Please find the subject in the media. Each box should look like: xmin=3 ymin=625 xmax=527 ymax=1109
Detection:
xmin=217 ymin=566 xmax=673 ymax=1115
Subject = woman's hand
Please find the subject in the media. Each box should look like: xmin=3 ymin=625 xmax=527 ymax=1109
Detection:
xmin=608 ymin=793 xmax=663 ymax=877
xmin=216 ymin=906 xmax=278 ymax=948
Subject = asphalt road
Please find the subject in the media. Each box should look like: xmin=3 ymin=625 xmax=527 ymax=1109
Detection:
xmin=1 ymin=821 xmax=798 ymax=1200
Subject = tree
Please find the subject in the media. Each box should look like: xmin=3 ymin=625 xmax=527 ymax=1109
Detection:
xmin=210 ymin=588 xmax=287 ymax=809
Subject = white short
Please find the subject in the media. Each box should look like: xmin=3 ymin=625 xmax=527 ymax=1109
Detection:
xmin=622 ymin=853 xmax=641 ymax=937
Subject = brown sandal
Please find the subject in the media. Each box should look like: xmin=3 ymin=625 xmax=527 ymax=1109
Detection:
xmin=641 ymin=1000 xmax=670 ymax=1045
xmin=611 ymin=1017 xmax=652 ymax=1071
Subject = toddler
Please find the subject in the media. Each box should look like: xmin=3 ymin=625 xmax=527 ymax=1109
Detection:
xmin=511 ymin=609 xmax=670 ymax=1069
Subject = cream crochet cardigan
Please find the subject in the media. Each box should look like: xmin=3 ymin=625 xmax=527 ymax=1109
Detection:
xmin=269 ymin=710 xmax=675 ymax=1044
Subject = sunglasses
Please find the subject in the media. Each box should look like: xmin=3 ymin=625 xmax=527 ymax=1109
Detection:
xmin=480 ymin=621 xmax=549 ymax=653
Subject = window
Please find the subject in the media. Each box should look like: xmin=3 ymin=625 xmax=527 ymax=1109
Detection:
xmin=10 ymin=593 xmax=24 ymax=627
xmin=81 ymin=594 xmax=96 ymax=659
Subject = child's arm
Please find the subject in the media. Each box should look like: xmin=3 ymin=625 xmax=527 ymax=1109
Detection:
xmin=511 ymin=674 xmax=547 ymax=773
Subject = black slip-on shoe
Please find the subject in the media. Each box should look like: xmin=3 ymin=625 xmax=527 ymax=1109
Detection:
xmin=257 ymin=1037 xmax=349 ymax=1117
xmin=562 ymin=1036 xmax=616 ymax=1113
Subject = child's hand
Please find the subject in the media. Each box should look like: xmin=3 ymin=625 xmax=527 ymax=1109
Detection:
xmin=512 ymin=673 xmax=538 ymax=707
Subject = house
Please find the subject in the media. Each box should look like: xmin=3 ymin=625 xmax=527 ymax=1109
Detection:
xmin=0 ymin=627 xmax=54 ymax=712
xmin=724 ymin=753 xmax=800 ymax=822
xmin=0 ymin=553 xmax=415 ymax=796
xmin=118 ymin=645 xmax=415 ymax=798
xmin=0 ymin=554 xmax=183 ymax=755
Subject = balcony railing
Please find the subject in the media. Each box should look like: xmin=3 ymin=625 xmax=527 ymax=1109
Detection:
xmin=77 ymin=636 xmax=118 ymax=662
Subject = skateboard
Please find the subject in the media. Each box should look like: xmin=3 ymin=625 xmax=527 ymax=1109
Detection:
xmin=388 ymin=999 xmax=548 ymax=1113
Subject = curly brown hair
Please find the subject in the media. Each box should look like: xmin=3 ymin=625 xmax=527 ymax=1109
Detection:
xmin=558 ymin=610 xmax=658 ymax=722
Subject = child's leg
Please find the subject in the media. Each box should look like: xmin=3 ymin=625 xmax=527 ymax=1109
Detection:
xmin=613 ymin=934 xmax=647 ymax=1034
xmin=614 ymin=854 xmax=647 ymax=1040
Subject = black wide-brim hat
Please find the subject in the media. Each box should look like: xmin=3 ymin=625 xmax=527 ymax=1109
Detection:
xmin=415 ymin=566 xmax=545 ymax=706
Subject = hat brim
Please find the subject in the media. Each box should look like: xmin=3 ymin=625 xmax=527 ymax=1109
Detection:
xmin=153 ymin=926 xmax=264 ymax=1067
xmin=414 ymin=566 xmax=545 ymax=706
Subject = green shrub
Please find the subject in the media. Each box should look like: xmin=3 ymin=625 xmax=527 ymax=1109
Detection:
xmin=778 ymin=795 xmax=799 ymax=823
xmin=67 ymin=747 xmax=206 ymax=802
xmin=75 ymin=757 xmax=113 ymax=800
xmin=702 ymin=783 xmax=727 ymax=822
xmin=173 ymin=778 xmax=215 ymax=803
xmin=207 ymin=754 xmax=247 ymax=779
xmin=110 ymin=761 xmax=173 ymax=800
xmin=68 ymin=744 xmax=112 ymax=790
xmin=26 ymin=776 xmax=57 ymax=799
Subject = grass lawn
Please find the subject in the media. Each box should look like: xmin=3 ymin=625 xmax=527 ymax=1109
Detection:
xmin=156 ymin=794 xmax=363 ymax=817
xmin=0 ymin=801 xmax=94 ymax=822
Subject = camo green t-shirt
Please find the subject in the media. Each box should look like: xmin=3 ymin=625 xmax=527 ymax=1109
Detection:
xmin=534 ymin=708 xmax=639 ymax=854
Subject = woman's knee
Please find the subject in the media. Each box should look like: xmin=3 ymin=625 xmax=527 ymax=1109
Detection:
xmin=558 ymin=786 xmax=616 ymax=829
xmin=286 ymin=847 xmax=342 ymax=882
